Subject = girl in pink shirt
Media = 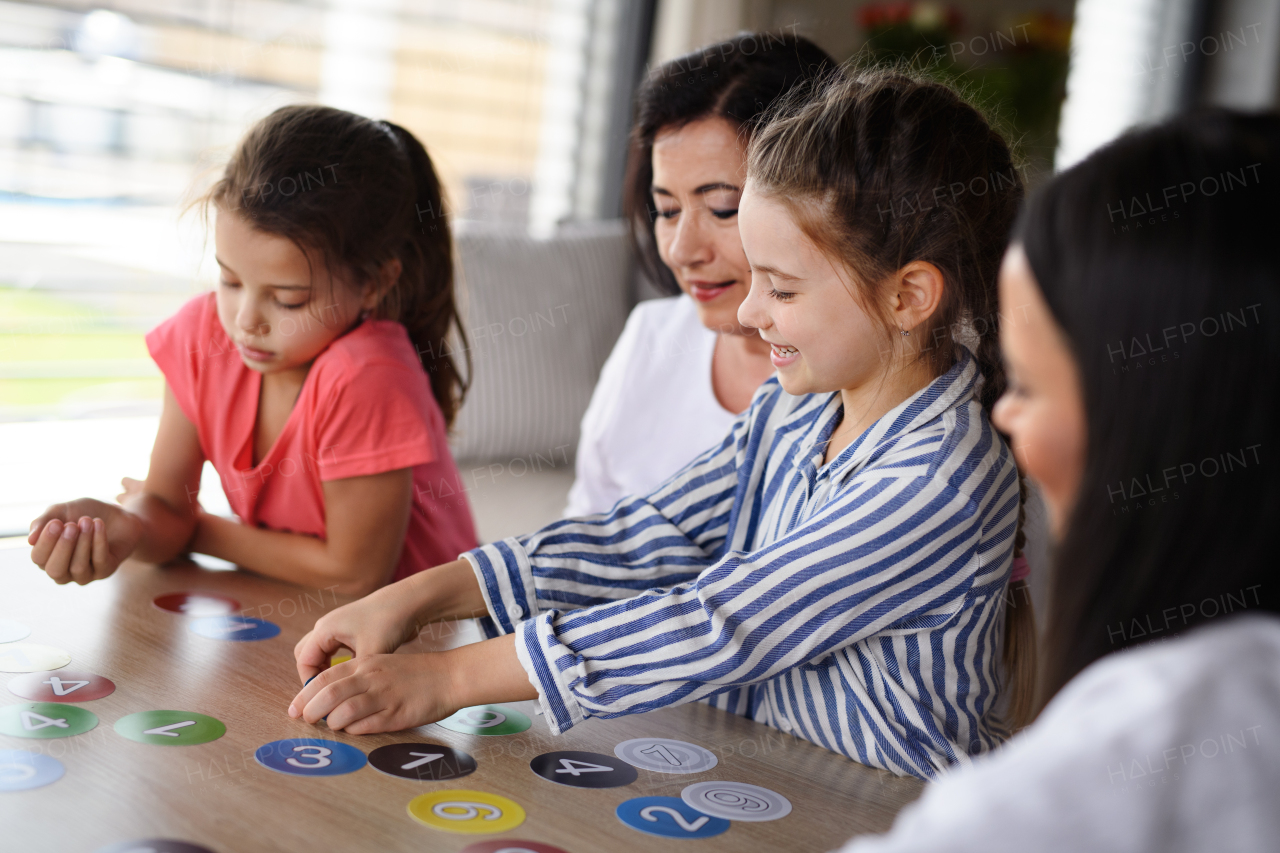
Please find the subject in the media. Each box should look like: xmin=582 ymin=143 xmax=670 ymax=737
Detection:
xmin=27 ymin=105 xmax=478 ymax=595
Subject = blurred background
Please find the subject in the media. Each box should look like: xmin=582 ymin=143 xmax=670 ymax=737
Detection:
xmin=2 ymin=0 xmax=1278 ymax=540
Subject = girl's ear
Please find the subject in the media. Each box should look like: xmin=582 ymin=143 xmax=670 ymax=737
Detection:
xmin=890 ymin=261 xmax=945 ymax=333
xmin=363 ymin=258 xmax=403 ymax=311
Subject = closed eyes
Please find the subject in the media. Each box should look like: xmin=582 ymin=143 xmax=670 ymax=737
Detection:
xmin=654 ymin=207 xmax=738 ymax=220
xmin=219 ymin=279 xmax=308 ymax=310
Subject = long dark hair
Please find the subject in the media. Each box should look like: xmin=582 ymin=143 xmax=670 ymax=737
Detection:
xmin=748 ymin=68 xmax=1036 ymax=726
xmin=200 ymin=105 xmax=470 ymax=428
xmin=624 ymin=32 xmax=834 ymax=296
xmin=1017 ymin=109 xmax=1278 ymax=701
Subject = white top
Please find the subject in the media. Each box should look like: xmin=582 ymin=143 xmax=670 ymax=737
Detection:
xmin=564 ymin=295 xmax=741 ymax=517
xmin=838 ymin=613 xmax=1280 ymax=853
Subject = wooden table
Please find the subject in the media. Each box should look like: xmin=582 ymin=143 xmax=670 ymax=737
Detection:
xmin=0 ymin=544 xmax=922 ymax=852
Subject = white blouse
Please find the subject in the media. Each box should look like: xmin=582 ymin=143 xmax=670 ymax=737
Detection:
xmin=564 ymin=295 xmax=740 ymax=517
xmin=837 ymin=613 xmax=1280 ymax=853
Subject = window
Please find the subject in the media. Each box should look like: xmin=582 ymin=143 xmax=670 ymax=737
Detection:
xmin=0 ymin=0 xmax=642 ymax=421
xmin=0 ymin=0 xmax=648 ymax=535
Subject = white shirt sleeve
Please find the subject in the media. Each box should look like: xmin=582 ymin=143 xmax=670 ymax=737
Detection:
xmin=834 ymin=614 xmax=1280 ymax=853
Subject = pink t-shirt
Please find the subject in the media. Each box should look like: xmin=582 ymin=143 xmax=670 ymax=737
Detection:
xmin=146 ymin=292 xmax=478 ymax=584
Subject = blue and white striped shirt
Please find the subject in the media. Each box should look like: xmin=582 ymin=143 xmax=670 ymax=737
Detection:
xmin=463 ymin=349 xmax=1020 ymax=779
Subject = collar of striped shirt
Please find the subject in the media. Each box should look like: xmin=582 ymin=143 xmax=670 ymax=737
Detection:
xmin=793 ymin=346 xmax=980 ymax=490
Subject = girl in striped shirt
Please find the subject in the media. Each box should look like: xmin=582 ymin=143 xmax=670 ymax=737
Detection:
xmin=289 ymin=69 xmax=1035 ymax=780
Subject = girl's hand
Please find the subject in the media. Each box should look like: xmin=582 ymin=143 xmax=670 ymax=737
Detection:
xmin=288 ymin=652 xmax=460 ymax=734
xmin=294 ymin=584 xmax=423 ymax=683
xmin=28 ymin=499 xmax=143 ymax=585
xmin=288 ymin=634 xmax=536 ymax=734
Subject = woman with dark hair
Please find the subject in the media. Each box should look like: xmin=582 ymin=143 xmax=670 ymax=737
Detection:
xmin=564 ymin=32 xmax=834 ymax=516
xmin=837 ymin=109 xmax=1279 ymax=850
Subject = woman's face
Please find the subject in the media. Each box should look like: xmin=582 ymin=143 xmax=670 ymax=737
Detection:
xmin=992 ymin=245 xmax=1088 ymax=538
xmin=651 ymin=116 xmax=755 ymax=336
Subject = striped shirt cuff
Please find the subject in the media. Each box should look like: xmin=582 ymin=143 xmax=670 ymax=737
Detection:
xmin=515 ymin=614 xmax=588 ymax=735
xmin=461 ymin=538 xmax=539 ymax=635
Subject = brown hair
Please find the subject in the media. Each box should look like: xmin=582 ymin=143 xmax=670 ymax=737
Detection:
xmin=623 ymin=31 xmax=835 ymax=295
xmin=199 ymin=104 xmax=469 ymax=428
xmin=748 ymin=67 xmax=1038 ymax=728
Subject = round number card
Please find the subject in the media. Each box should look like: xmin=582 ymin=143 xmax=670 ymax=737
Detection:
xmin=0 ymin=643 xmax=71 ymax=673
xmin=461 ymin=842 xmax=570 ymax=853
xmin=616 ymin=796 xmax=729 ymax=839
xmin=436 ymin=704 xmax=531 ymax=736
xmin=94 ymin=841 xmax=217 ymax=853
xmin=188 ymin=616 xmax=280 ymax=641
xmin=114 ymin=711 xmax=226 ymax=746
xmin=368 ymin=743 xmax=477 ymax=782
xmin=682 ymin=780 xmax=792 ymax=821
xmin=153 ymin=592 xmax=241 ymax=617
xmin=614 ymin=738 xmax=718 ymax=775
xmin=407 ymin=789 xmax=525 ymax=834
xmin=0 ymin=618 xmax=31 ymax=644
xmin=529 ymin=750 xmax=637 ymax=789
xmin=255 ymin=738 xmax=366 ymax=777
xmin=8 ymin=670 xmax=116 ymax=703
xmin=0 ymin=749 xmax=64 ymax=792
xmin=0 ymin=703 xmax=97 ymax=739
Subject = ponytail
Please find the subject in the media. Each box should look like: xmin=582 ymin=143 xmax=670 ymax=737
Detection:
xmin=1002 ymin=472 xmax=1039 ymax=730
xmin=381 ymin=122 xmax=470 ymax=429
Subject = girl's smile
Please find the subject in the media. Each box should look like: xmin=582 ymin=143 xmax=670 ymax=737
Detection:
xmin=763 ymin=338 xmax=800 ymax=367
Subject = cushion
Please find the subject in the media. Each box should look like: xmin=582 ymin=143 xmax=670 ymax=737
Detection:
xmin=447 ymin=220 xmax=633 ymax=463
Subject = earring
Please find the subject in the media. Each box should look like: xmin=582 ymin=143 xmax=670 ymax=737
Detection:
xmin=899 ymin=327 xmax=911 ymax=337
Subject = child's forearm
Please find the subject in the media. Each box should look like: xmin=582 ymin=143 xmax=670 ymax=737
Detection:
xmin=119 ymin=492 xmax=197 ymax=565
xmin=192 ymin=513 xmax=384 ymax=595
xmin=398 ymin=558 xmax=492 ymax=626
xmin=446 ymin=633 xmax=539 ymax=707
